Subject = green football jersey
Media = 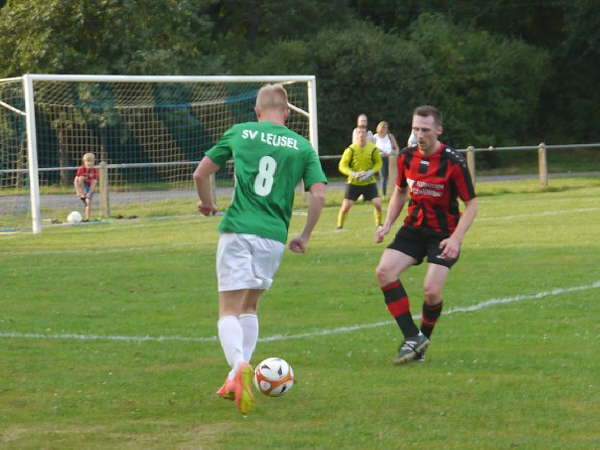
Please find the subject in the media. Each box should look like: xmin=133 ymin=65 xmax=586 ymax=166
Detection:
xmin=206 ymin=121 xmax=327 ymax=243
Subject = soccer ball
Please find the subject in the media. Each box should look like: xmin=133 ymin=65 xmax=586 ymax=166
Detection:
xmin=254 ymin=357 xmax=294 ymax=397
xmin=67 ymin=211 xmax=82 ymax=224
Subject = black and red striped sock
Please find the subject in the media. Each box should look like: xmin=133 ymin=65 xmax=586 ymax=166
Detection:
xmin=420 ymin=301 xmax=443 ymax=339
xmin=382 ymin=280 xmax=419 ymax=337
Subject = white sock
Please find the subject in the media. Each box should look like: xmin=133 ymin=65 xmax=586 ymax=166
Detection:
xmin=217 ymin=315 xmax=244 ymax=380
xmin=239 ymin=313 xmax=259 ymax=362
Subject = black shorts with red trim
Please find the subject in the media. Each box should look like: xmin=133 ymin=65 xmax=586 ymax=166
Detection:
xmin=344 ymin=183 xmax=379 ymax=201
xmin=387 ymin=225 xmax=459 ymax=268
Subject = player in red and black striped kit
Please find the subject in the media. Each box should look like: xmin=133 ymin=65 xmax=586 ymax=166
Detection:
xmin=375 ymin=105 xmax=478 ymax=364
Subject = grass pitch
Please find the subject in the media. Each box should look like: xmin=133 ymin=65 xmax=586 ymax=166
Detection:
xmin=1 ymin=178 xmax=600 ymax=449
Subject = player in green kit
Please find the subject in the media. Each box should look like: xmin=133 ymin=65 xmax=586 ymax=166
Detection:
xmin=193 ymin=84 xmax=327 ymax=415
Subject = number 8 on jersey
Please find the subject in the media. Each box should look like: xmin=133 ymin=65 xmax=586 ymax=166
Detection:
xmin=254 ymin=155 xmax=277 ymax=196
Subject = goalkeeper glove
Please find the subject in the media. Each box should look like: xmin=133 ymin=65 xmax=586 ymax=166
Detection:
xmin=359 ymin=170 xmax=374 ymax=181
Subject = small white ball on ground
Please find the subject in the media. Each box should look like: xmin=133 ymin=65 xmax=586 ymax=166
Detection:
xmin=67 ymin=211 xmax=82 ymax=224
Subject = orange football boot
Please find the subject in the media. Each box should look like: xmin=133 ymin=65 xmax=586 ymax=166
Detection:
xmin=216 ymin=378 xmax=235 ymax=401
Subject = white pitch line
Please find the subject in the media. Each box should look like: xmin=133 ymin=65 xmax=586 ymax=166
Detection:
xmin=314 ymin=206 xmax=599 ymax=236
xmin=1 ymin=242 xmax=201 ymax=256
xmin=0 ymin=332 xmax=216 ymax=343
xmin=1 ymin=281 xmax=599 ymax=344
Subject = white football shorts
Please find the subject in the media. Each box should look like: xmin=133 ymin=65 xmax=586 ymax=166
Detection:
xmin=216 ymin=232 xmax=285 ymax=292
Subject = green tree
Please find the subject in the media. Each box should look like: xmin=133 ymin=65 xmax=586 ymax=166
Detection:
xmin=0 ymin=0 xmax=221 ymax=77
xmin=238 ymin=21 xmax=428 ymax=155
xmin=539 ymin=0 xmax=600 ymax=141
xmin=210 ymin=0 xmax=353 ymax=51
xmin=350 ymin=0 xmax=565 ymax=48
xmin=351 ymin=0 xmax=598 ymax=143
xmin=409 ymin=13 xmax=550 ymax=149
xmin=244 ymin=16 xmax=551 ymax=156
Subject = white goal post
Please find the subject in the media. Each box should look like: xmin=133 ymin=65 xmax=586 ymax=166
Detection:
xmin=0 ymin=74 xmax=318 ymax=233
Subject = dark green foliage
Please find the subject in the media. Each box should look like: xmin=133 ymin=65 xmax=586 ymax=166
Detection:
xmin=0 ymin=0 xmax=222 ymax=75
xmin=0 ymin=0 xmax=598 ymax=159
xmin=238 ymin=16 xmax=550 ymax=153
xmin=349 ymin=0 xmax=599 ymax=146
xmin=409 ymin=13 xmax=550 ymax=148
xmin=538 ymin=0 xmax=600 ymax=141
xmin=239 ymin=22 xmax=429 ymax=153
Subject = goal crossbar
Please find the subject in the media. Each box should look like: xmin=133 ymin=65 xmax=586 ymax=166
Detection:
xmin=25 ymin=74 xmax=315 ymax=83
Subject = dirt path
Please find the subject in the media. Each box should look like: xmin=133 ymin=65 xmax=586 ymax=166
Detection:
xmin=1 ymin=172 xmax=599 ymax=211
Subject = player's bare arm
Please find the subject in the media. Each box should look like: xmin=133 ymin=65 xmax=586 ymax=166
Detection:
xmin=74 ymin=176 xmax=84 ymax=198
xmin=439 ymin=198 xmax=478 ymax=259
xmin=375 ymin=185 xmax=408 ymax=243
xmin=289 ymin=182 xmax=326 ymax=253
xmin=193 ymin=156 xmax=220 ymax=216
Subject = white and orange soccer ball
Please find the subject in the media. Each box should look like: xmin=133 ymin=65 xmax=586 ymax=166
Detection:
xmin=254 ymin=357 xmax=294 ymax=397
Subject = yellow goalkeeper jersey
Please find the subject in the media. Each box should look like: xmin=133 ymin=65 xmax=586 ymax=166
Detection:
xmin=338 ymin=141 xmax=382 ymax=185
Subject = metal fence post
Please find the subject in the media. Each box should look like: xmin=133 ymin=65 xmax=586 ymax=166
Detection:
xmin=538 ymin=142 xmax=548 ymax=186
xmin=466 ymin=146 xmax=476 ymax=185
xmin=99 ymin=161 xmax=110 ymax=218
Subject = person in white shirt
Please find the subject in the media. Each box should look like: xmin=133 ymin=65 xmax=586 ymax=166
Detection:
xmin=373 ymin=121 xmax=400 ymax=197
xmin=352 ymin=113 xmax=376 ymax=144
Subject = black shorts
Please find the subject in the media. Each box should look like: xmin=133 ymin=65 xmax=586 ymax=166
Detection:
xmin=387 ymin=226 xmax=459 ymax=268
xmin=345 ymin=183 xmax=379 ymax=201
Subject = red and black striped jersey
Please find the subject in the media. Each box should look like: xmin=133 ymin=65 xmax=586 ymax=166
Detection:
xmin=396 ymin=142 xmax=476 ymax=235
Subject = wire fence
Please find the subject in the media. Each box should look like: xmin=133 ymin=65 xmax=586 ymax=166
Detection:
xmin=1 ymin=142 xmax=598 ymax=229
xmin=319 ymin=142 xmax=600 ymax=186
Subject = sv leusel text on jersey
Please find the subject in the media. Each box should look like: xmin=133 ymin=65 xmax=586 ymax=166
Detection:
xmin=241 ymin=129 xmax=299 ymax=150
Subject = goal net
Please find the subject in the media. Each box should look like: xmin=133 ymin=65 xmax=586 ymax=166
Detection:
xmin=0 ymin=75 xmax=317 ymax=233
xmin=0 ymin=78 xmax=28 ymax=232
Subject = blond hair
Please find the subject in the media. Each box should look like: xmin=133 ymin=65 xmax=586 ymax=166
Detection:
xmin=82 ymin=153 xmax=95 ymax=161
xmin=376 ymin=121 xmax=389 ymax=135
xmin=255 ymin=84 xmax=289 ymax=111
